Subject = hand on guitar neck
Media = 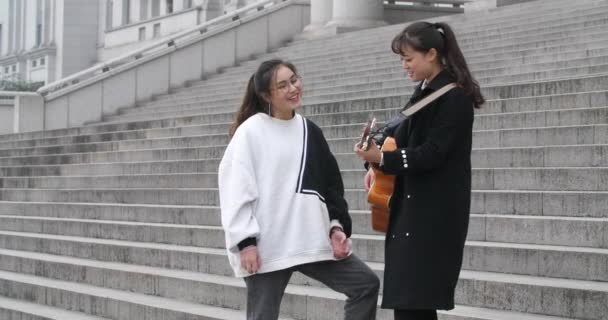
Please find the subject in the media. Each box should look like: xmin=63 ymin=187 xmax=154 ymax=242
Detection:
xmin=355 ymin=119 xmax=397 ymax=233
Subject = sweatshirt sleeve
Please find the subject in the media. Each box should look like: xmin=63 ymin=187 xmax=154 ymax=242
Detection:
xmin=318 ymin=130 xmax=352 ymax=237
xmin=218 ymin=137 xmax=260 ymax=253
xmin=381 ymin=90 xmax=474 ymax=175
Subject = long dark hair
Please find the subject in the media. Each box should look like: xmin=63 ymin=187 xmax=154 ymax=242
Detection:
xmin=229 ymin=59 xmax=298 ymax=136
xmin=391 ymin=21 xmax=484 ymax=108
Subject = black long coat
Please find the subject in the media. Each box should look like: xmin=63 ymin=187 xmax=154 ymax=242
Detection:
xmin=379 ymin=70 xmax=474 ymax=310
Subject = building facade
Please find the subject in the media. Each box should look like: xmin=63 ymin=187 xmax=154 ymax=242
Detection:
xmin=0 ymin=0 xmax=257 ymax=85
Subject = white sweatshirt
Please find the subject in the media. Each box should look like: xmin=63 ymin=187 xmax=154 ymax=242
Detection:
xmin=218 ymin=113 xmax=351 ymax=277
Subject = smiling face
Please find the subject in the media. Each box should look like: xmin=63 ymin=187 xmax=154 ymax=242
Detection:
xmin=266 ymin=65 xmax=303 ymax=116
xmin=399 ymin=45 xmax=440 ymax=82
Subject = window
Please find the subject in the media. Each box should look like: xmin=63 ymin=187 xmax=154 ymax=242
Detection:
xmin=40 ymin=58 xmax=45 ymax=66
xmin=138 ymin=27 xmax=146 ymax=41
xmin=122 ymin=0 xmax=131 ymax=25
xmin=4 ymin=67 xmax=8 ymax=74
xmin=0 ymin=24 xmax=3 ymax=54
xmin=153 ymin=23 xmax=161 ymax=38
xmin=32 ymin=60 xmax=37 ymax=67
xmin=166 ymin=0 xmax=173 ymax=13
xmin=36 ymin=0 xmax=43 ymax=46
xmin=12 ymin=65 xmax=16 ymax=72
xmin=106 ymin=0 xmax=113 ymax=29
xmin=151 ymin=0 xmax=160 ymax=17
xmin=183 ymin=0 xmax=192 ymax=9
xmin=36 ymin=24 xmax=42 ymax=46
xmin=140 ymin=0 xmax=148 ymax=20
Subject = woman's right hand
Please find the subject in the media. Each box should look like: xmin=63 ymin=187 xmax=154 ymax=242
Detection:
xmin=240 ymin=246 xmax=261 ymax=274
xmin=364 ymin=168 xmax=375 ymax=192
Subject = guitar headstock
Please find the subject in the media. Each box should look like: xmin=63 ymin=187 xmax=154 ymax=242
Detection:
xmin=359 ymin=117 xmax=377 ymax=151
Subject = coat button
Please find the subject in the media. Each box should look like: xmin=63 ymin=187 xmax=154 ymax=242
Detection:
xmin=407 ymin=194 xmax=411 ymax=199
xmin=392 ymin=235 xmax=396 ymax=239
xmin=406 ymin=233 xmax=410 ymax=237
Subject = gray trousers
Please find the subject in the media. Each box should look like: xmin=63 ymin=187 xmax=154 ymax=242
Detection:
xmin=243 ymin=254 xmax=380 ymax=320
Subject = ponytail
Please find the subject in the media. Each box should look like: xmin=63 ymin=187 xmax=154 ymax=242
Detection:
xmin=229 ymin=74 xmax=266 ymax=136
xmin=391 ymin=22 xmax=485 ymax=108
xmin=229 ymin=59 xmax=298 ymax=136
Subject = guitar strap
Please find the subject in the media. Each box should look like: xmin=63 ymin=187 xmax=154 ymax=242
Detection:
xmin=402 ymin=83 xmax=457 ymax=117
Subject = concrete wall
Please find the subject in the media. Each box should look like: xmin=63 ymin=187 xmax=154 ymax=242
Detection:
xmin=43 ymin=0 xmax=310 ymax=129
xmin=0 ymin=103 xmax=14 ymax=134
xmin=0 ymin=92 xmax=44 ymax=134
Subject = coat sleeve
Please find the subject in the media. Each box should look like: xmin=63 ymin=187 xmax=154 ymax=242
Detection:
xmin=318 ymin=129 xmax=353 ymax=237
xmin=381 ymin=90 xmax=474 ymax=175
xmin=218 ymin=136 xmax=261 ymax=253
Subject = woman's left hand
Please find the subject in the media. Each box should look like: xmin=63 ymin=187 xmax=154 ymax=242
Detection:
xmin=330 ymin=229 xmax=352 ymax=260
xmin=354 ymin=141 xmax=382 ymax=164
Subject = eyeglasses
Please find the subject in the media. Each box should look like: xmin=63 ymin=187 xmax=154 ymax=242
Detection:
xmin=273 ymin=75 xmax=302 ymax=93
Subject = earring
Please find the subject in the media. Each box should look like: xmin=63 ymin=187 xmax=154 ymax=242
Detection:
xmin=268 ymin=103 xmax=272 ymax=116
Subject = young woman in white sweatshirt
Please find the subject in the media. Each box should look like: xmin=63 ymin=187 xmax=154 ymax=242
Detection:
xmin=218 ymin=59 xmax=379 ymax=320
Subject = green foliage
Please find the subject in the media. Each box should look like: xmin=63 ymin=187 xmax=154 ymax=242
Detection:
xmin=0 ymin=80 xmax=45 ymax=92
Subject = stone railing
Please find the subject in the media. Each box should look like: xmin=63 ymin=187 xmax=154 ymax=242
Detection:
xmin=0 ymin=91 xmax=44 ymax=134
xmin=384 ymin=0 xmax=469 ymax=8
xmin=383 ymin=0 xmax=467 ymax=24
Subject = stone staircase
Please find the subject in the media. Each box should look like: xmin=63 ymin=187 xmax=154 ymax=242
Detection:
xmin=1 ymin=0 xmax=608 ymax=319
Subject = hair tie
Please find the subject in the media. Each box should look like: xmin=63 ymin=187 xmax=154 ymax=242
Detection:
xmin=433 ymin=23 xmax=445 ymax=35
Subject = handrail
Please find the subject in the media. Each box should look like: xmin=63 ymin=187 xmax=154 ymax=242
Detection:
xmin=37 ymin=0 xmax=285 ymax=96
xmin=384 ymin=0 xmax=469 ymax=7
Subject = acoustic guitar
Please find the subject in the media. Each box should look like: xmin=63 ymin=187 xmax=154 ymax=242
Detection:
xmin=359 ymin=119 xmax=395 ymax=233
xmin=358 ymin=82 xmax=457 ymax=233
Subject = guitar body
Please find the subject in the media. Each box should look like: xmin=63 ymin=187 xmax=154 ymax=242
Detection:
xmin=367 ymin=137 xmax=397 ymax=233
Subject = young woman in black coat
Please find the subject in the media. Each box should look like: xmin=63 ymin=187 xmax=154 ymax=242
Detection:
xmin=355 ymin=22 xmax=485 ymax=320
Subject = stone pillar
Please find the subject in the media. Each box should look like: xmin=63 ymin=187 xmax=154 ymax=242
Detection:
xmin=303 ymin=0 xmax=332 ymax=32
xmin=325 ymin=0 xmax=386 ymax=33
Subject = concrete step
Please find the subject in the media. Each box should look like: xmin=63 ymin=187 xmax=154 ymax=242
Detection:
xmin=0 ymin=145 xmax=228 ymax=166
xmin=130 ymin=73 xmax=608 ymax=112
xmin=0 ymin=212 xmax=606 ymax=253
xmin=0 ymin=269 xmax=265 ymax=320
xmin=0 ymin=159 xmax=223 ymax=176
xmin=282 ymin=4 xmax=608 ymax=54
xmin=0 ymin=123 xmax=605 ymax=168
xmin=253 ymin=26 xmax=608 ymax=72
xmin=229 ymin=36 xmax=608 ymax=84
xmin=0 ymin=188 xmax=217 ymax=206
xmin=0 ymin=187 xmax=606 ymax=216
xmin=146 ymin=53 xmax=608 ymax=108
xmin=324 ymin=124 xmax=608 ymax=151
xmin=255 ymin=5 xmax=608 ymax=57
xmin=0 ymin=241 xmax=604 ymax=319
xmin=7 ymin=111 xmax=602 ymax=156
xmin=0 ymin=249 xmax=577 ymax=320
xmin=0 ymin=201 xmax=221 ymax=225
xmin=283 ymin=0 xmax=608 ymax=49
xmin=169 ymin=54 xmax=608 ymax=99
xmin=103 ymin=106 xmax=608 ymax=136
xmin=1 ymin=143 xmax=607 ymax=180
xmin=3 ymin=167 xmax=606 ymax=191
xmin=134 ymin=89 xmax=608 ymax=123
xmin=0 ymin=296 xmax=110 ymax=320
xmin=2 ymin=87 xmax=607 ymax=146
xmin=0 ymin=134 xmax=230 ymax=158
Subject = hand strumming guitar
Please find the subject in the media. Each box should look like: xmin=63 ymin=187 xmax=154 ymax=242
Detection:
xmin=354 ymin=140 xmax=383 ymax=164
